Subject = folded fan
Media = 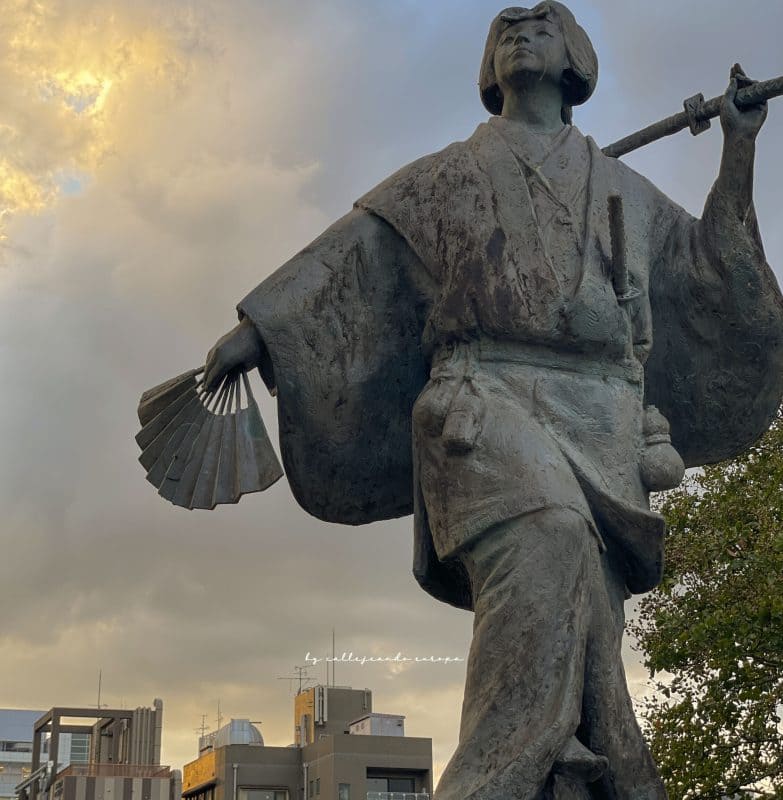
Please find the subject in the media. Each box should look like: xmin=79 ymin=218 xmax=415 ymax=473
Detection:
xmin=136 ymin=367 xmax=283 ymax=509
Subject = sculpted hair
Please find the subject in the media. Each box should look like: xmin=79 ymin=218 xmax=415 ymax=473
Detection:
xmin=479 ymin=1 xmax=598 ymax=124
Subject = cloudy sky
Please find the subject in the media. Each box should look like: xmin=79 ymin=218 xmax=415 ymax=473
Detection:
xmin=1 ymin=0 xmax=782 ymax=787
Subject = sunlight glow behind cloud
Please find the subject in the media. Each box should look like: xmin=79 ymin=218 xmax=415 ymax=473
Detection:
xmin=0 ymin=0 xmax=187 ymax=235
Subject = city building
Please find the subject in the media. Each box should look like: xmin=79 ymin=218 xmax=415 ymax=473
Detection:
xmin=14 ymin=700 xmax=180 ymax=800
xmin=182 ymin=686 xmax=431 ymax=800
xmin=1 ymin=711 xmax=40 ymax=800
xmin=0 ymin=711 xmax=89 ymax=800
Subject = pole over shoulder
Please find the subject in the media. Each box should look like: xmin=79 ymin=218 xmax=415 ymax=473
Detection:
xmin=602 ymin=75 xmax=783 ymax=159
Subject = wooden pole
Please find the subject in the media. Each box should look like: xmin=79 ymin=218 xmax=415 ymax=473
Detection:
xmin=602 ymin=75 xmax=783 ymax=159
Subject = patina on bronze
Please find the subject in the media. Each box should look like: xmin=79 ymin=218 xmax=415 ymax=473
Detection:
xmin=142 ymin=3 xmax=783 ymax=798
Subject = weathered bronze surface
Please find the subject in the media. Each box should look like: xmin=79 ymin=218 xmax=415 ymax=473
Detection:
xmin=143 ymin=3 xmax=783 ymax=797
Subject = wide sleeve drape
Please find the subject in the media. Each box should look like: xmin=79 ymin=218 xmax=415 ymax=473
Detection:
xmin=642 ymin=176 xmax=783 ymax=467
xmin=237 ymin=208 xmax=432 ymax=525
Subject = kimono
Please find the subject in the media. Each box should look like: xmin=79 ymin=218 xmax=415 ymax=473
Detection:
xmin=237 ymin=119 xmax=783 ymax=798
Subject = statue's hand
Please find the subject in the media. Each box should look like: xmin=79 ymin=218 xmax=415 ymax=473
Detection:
xmin=204 ymin=317 xmax=265 ymax=391
xmin=720 ymin=63 xmax=768 ymax=143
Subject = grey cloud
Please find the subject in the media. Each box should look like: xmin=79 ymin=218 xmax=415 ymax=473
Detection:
xmin=1 ymin=0 xmax=781 ymax=782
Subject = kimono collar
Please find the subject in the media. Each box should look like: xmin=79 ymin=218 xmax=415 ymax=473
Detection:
xmin=488 ymin=115 xmax=572 ymax=170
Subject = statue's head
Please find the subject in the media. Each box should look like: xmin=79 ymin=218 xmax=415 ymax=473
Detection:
xmin=479 ymin=2 xmax=597 ymax=124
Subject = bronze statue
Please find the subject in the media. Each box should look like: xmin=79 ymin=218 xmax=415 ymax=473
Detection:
xmin=139 ymin=3 xmax=783 ymax=797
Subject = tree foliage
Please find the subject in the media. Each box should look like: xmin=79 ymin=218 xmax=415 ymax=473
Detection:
xmin=631 ymin=412 xmax=783 ymax=800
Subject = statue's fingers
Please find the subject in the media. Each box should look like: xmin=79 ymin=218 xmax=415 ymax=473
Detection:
xmin=732 ymin=62 xmax=757 ymax=90
xmin=728 ymin=63 xmax=766 ymax=120
xmin=723 ymin=74 xmax=738 ymax=105
xmin=731 ymin=62 xmax=746 ymax=78
xmin=204 ymin=358 xmax=222 ymax=392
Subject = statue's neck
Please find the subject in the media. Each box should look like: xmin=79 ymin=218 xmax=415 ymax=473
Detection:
xmin=500 ymin=83 xmax=565 ymax=134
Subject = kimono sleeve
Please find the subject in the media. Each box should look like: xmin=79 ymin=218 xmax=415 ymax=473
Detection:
xmin=236 ymin=209 xmax=432 ymax=525
xmin=644 ymin=186 xmax=783 ymax=467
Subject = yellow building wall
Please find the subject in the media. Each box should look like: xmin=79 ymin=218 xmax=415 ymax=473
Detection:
xmin=293 ymin=689 xmax=315 ymax=746
xmin=182 ymin=750 xmax=216 ymax=793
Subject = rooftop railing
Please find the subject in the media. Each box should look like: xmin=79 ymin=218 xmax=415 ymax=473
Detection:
xmin=366 ymin=793 xmax=430 ymax=800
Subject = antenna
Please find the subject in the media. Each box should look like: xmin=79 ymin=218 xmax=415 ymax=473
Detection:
xmin=96 ymin=669 xmax=107 ymax=711
xmin=195 ymin=715 xmax=209 ymax=738
xmin=216 ymin=700 xmax=223 ymax=731
xmin=75 ymin=671 xmax=107 ymax=713
xmin=277 ymin=665 xmax=315 ymax=694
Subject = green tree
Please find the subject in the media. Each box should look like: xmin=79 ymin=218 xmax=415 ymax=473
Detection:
xmin=631 ymin=413 xmax=783 ymax=800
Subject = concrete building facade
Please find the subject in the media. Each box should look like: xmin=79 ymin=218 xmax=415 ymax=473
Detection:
xmin=0 ymin=711 xmax=89 ymax=800
xmin=1 ymin=711 xmax=41 ymax=800
xmin=15 ymin=701 xmax=179 ymax=800
xmin=182 ymin=686 xmax=431 ymax=800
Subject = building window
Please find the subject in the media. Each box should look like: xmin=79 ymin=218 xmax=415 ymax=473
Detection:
xmin=366 ymin=776 xmax=416 ymax=793
xmin=1 ymin=742 xmax=33 ymax=754
xmin=238 ymin=790 xmax=287 ymax=800
xmin=337 ymin=784 xmax=350 ymax=800
xmin=69 ymin=734 xmax=90 ymax=764
xmin=315 ymin=778 xmax=320 ymax=795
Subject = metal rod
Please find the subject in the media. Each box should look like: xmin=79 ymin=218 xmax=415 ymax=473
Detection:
xmin=602 ymin=74 xmax=783 ymax=159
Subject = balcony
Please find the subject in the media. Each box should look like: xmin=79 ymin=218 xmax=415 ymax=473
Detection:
xmin=366 ymin=794 xmax=430 ymax=800
xmin=56 ymin=765 xmax=172 ymax=779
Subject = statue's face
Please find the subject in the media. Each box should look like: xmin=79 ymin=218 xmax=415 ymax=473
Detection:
xmin=493 ymin=15 xmax=568 ymax=97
